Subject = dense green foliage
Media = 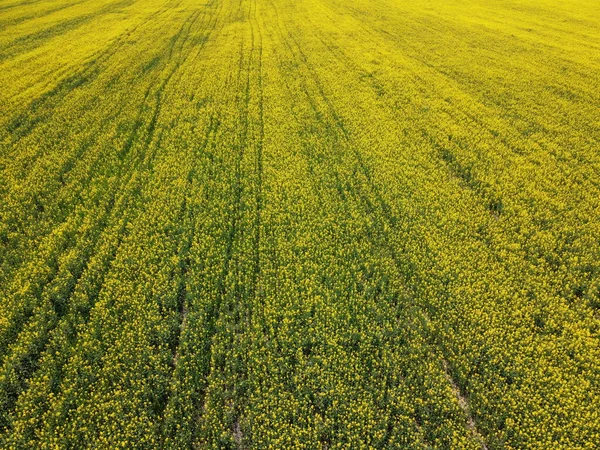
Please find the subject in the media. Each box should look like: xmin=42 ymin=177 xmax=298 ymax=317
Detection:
xmin=1 ymin=0 xmax=599 ymax=448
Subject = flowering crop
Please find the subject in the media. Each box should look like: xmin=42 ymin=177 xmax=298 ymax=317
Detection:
xmin=1 ymin=0 xmax=599 ymax=448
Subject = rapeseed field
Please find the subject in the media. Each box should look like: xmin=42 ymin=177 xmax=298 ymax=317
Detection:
xmin=0 ymin=0 xmax=599 ymax=448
